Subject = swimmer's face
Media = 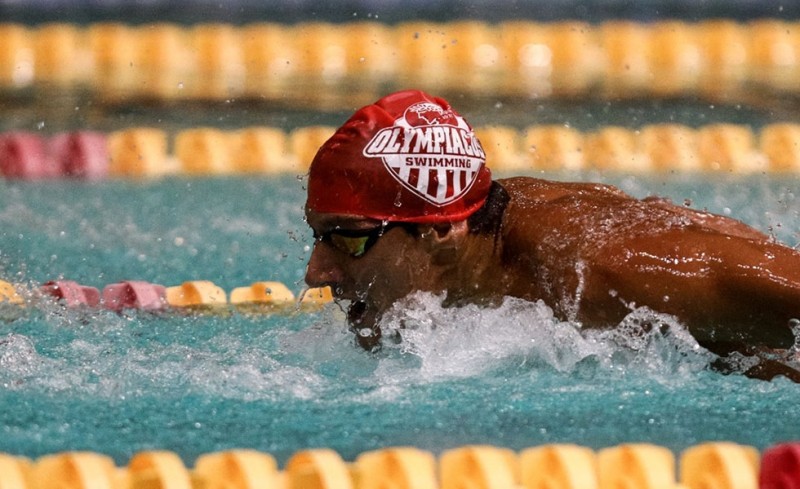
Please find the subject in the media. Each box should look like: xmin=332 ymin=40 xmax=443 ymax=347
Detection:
xmin=304 ymin=209 xmax=446 ymax=349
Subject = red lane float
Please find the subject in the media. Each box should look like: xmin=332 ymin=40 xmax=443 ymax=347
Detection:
xmin=761 ymin=443 xmax=800 ymax=489
xmin=0 ymin=132 xmax=59 ymax=179
xmin=49 ymin=131 xmax=108 ymax=180
xmin=39 ymin=280 xmax=100 ymax=307
xmin=102 ymin=281 xmax=167 ymax=312
xmin=0 ymin=131 xmax=108 ymax=180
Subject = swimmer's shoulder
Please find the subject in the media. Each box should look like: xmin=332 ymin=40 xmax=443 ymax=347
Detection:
xmin=496 ymin=176 xmax=631 ymax=206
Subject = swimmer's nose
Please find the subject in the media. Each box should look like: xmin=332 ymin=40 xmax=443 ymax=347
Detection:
xmin=305 ymin=242 xmax=345 ymax=288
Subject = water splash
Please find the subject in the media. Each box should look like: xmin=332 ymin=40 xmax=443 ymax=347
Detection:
xmin=375 ymin=292 xmax=713 ymax=384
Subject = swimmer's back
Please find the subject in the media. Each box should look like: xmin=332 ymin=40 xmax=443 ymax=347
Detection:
xmin=495 ymin=175 xmax=798 ymax=351
xmin=497 ymin=176 xmax=768 ymax=242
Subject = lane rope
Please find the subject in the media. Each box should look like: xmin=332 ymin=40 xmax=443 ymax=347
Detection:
xmin=0 ymin=441 xmax=794 ymax=488
xmin=3 ymin=123 xmax=800 ymax=179
xmin=1 ymin=20 xmax=800 ymax=100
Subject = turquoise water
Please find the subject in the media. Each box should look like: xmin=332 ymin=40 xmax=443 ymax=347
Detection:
xmin=0 ymin=172 xmax=799 ymax=464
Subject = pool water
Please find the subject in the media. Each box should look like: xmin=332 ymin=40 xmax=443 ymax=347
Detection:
xmin=0 ymin=172 xmax=798 ymax=464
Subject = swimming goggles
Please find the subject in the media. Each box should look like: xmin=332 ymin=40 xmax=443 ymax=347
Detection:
xmin=315 ymin=222 xmax=409 ymax=258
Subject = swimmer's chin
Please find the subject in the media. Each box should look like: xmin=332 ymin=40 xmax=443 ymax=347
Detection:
xmin=347 ymin=300 xmax=383 ymax=352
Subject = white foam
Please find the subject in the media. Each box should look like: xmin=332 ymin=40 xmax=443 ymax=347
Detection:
xmin=373 ymin=292 xmax=713 ymax=384
xmin=0 ymin=333 xmax=40 ymax=378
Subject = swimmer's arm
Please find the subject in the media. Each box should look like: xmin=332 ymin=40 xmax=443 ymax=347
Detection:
xmin=713 ymin=236 xmax=800 ymax=316
xmin=586 ymin=229 xmax=800 ymax=348
xmin=744 ymin=356 xmax=800 ymax=382
xmin=710 ymin=344 xmax=800 ymax=382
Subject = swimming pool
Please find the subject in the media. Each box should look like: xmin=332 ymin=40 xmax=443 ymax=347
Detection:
xmin=1 ymin=170 xmax=798 ymax=467
xmin=2 ymin=9 xmax=800 ymax=484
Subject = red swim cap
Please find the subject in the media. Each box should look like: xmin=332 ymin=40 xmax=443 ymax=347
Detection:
xmin=306 ymin=90 xmax=492 ymax=223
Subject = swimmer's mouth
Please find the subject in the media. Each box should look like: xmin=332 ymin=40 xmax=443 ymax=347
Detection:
xmin=347 ymin=300 xmax=382 ymax=351
xmin=347 ymin=300 xmax=368 ymax=326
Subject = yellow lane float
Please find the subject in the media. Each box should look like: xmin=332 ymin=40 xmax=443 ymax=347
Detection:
xmin=760 ymin=123 xmax=800 ymax=172
xmin=0 ymin=24 xmax=33 ymax=89
xmin=230 ymin=281 xmax=297 ymax=314
xmin=0 ymin=453 xmax=32 ymax=489
xmin=525 ymin=125 xmax=585 ymax=171
xmin=87 ymin=23 xmax=138 ymax=101
xmin=189 ymin=23 xmax=244 ymax=100
xmin=680 ymin=442 xmax=759 ymax=489
xmin=107 ymin=128 xmax=172 ymax=178
xmin=136 ymin=23 xmax=190 ymax=100
xmin=165 ymin=280 xmax=227 ymax=308
xmin=194 ymin=450 xmax=279 ymax=489
xmin=300 ymin=286 xmax=334 ymax=307
xmin=285 ymin=449 xmax=353 ymax=489
xmin=288 ymin=126 xmax=336 ymax=173
xmin=0 ymin=280 xmax=23 ymax=305
xmin=584 ymin=126 xmax=643 ymax=173
xmin=125 ymin=451 xmax=192 ymax=489
xmin=697 ymin=124 xmax=763 ymax=173
xmin=440 ymin=445 xmax=519 ymax=489
xmin=597 ymin=444 xmax=679 ymax=489
xmin=175 ymin=128 xmax=232 ymax=175
xmin=230 ymin=128 xmax=291 ymax=173
xmin=354 ymin=447 xmax=437 ymax=489
xmin=33 ymin=452 xmax=120 ymax=489
xmin=230 ymin=281 xmax=296 ymax=306
xmin=33 ymin=23 xmax=83 ymax=87
xmin=520 ymin=444 xmax=598 ymax=489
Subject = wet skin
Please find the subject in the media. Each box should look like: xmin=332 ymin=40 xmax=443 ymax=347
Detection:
xmin=306 ymin=176 xmax=800 ymax=380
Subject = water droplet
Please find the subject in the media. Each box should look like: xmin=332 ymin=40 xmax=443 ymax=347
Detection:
xmin=790 ymin=319 xmax=800 ymax=352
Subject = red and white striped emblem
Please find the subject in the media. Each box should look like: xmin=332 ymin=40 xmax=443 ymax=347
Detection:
xmin=362 ymin=102 xmax=486 ymax=206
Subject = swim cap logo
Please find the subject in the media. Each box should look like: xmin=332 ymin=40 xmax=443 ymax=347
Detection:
xmin=404 ymin=102 xmax=459 ymax=127
xmin=362 ymin=102 xmax=486 ymax=207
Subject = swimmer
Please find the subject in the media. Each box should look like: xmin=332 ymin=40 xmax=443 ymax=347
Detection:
xmin=304 ymin=89 xmax=800 ymax=381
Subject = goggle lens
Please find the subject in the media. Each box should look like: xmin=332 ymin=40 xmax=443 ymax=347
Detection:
xmin=316 ymin=223 xmax=407 ymax=258
xmin=329 ymin=234 xmax=371 ymax=257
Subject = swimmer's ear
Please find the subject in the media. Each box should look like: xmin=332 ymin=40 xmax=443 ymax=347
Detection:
xmin=419 ymin=220 xmax=469 ymax=265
